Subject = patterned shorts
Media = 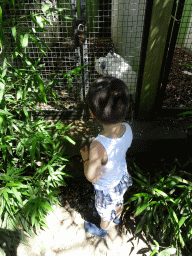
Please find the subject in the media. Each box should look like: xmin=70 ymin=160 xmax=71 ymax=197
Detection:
xmin=94 ymin=172 xmax=133 ymax=222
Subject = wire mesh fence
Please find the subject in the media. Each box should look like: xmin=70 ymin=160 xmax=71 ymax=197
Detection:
xmin=162 ymin=0 xmax=192 ymax=110
xmin=2 ymin=0 xmax=192 ymax=121
xmin=2 ymin=0 xmax=148 ymax=120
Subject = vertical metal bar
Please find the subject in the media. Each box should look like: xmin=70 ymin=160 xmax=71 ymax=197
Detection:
xmin=72 ymin=0 xmax=83 ymax=103
xmin=134 ymin=0 xmax=154 ymax=120
xmin=77 ymin=0 xmax=81 ymax=19
xmin=155 ymin=0 xmax=186 ymax=115
xmin=81 ymin=0 xmax=89 ymax=98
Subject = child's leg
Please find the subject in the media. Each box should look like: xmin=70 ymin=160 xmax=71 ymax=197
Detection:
xmin=100 ymin=204 xmax=124 ymax=229
xmin=100 ymin=218 xmax=111 ymax=230
xmin=115 ymin=204 xmax=124 ymax=218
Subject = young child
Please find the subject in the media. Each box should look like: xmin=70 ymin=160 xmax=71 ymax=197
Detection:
xmin=80 ymin=76 xmax=133 ymax=237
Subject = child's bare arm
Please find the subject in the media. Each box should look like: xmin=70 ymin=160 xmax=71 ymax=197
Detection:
xmin=80 ymin=141 xmax=103 ymax=183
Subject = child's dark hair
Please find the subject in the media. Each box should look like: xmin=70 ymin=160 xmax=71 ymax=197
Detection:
xmin=86 ymin=76 xmax=130 ymax=124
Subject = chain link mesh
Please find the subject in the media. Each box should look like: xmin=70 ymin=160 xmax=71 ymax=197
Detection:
xmin=3 ymin=0 xmax=147 ymax=117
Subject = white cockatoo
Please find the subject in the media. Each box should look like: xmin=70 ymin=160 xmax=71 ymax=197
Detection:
xmin=95 ymin=52 xmax=137 ymax=94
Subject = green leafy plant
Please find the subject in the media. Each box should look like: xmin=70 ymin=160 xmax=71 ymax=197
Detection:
xmin=0 ymin=0 xmax=83 ymax=245
xmin=63 ymin=64 xmax=91 ymax=90
xmin=149 ymin=238 xmax=177 ymax=256
xmin=181 ymin=63 xmax=192 ymax=68
xmin=124 ymin=157 xmax=192 ymax=255
xmin=178 ymin=108 xmax=192 ymax=129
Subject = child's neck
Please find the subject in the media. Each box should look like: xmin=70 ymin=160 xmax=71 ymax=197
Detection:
xmin=101 ymin=122 xmax=122 ymax=136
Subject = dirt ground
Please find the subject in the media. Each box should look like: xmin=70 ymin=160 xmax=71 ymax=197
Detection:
xmin=14 ymin=173 xmax=178 ymax=256
xmin=16 ymin=202 xmax=155 ymax=256
xmin=162 ymin=45 xmax=192 ymax=109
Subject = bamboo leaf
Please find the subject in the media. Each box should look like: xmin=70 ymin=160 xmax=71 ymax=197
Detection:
xmin=133 ymin=166 xmax=149 ymax=184
xmin=154 ymin=188 xmax=174 ymax=202
xmin=41 ymin=222 xmax=49 ymax=230
xmin=172 ymin=175 xmax=192 ymax=186
xmin=178 ymin=111 xmax=192 ymax=116
xmin=0 ymin=81 xmax=5 ymax=103
xmin=22 ymin=33 xmax=29 ymax=48
xmin=179 ymin=232 xmax=185 ymax=248
xmin=2 ymin=188 xmax=9 ymax=201
xmin=169 ymin=207 xmax=178 ymax=225
xmin=150 ymin=248 xmax=158 ymax=256
xmin=49 ymin=7 xmax=70 ymax=12
xmin=132 ymin=177 xmax=149 ymax=188
xmin=34 ymin=164 xmax=48 ymax=179
xmin=38 ymin=37 xmax=51 ymax=52
xmin=11 ymin=26 xmax=16 ymax=41
xmin=6 ymin=183 xmax=20 ymax=187
xmin=135 ymin=211 xmax=148 ymax=234
xmin=21 ymin=191 xmax=31 ymax=197
xmin=23 ymin=105 xmax=29 ymax=120
xmin=70 ymin=64 xmax=90 ymax=75
xmin=29 ymin=14 xmax=40 ymax=27
xmin=12 ymin=187 xmax=23 ymax=205
xmin=146 ymin=211 xmax=153 ymax=233
xmin=34 ymin=54 xmax=43 ymax=68
xmin=19 ymin=33 xmax=24 ymax=47
xmin=178 ymin=215 xmax=189 ymax=228
xmin=134 ymin=201 xmax=157 ymax=217
xmin=29 ymin=34 xmax=47 ymax=55
xmin=60 ymin=15 xmax=74 ymax=21
xmin=41 ymin=202 xmax=54 ymax=212
xmin=67 ymin=74 xmax=73 ymax=89
xmin=31 ymin=205 xmax=37 ymax=227
xmin=36 ymin=15 xmax=44 ymax=28
xmin=17 ymin=89 xmax=23 ymax=100
xmin=36 ymin=74 xmax=47 ymax=103
xmin=0 ymin=115 xmax=4 ymax=128
xmin=2 ymin=58 xmax=7 ymax=78
xmin=64 ymin=135 xmax=76 ymax=145
xmin=0 ymin=110 xmax=13 ymax=116
xmin=42 ymin=3 xmax=50 ymax=13
xmin=31 ymin=136 xmax=37 ymax=167
xmin=158 ymin=247 xmax=177 ymax=256
xmin=35 ymin=220 xmax=40 ymax=232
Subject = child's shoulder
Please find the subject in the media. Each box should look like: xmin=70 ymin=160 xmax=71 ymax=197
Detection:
xmin=122 ymin=121 xmax=132 ymax=129
xmin=122 ymin=122 xmax=133 ymax=135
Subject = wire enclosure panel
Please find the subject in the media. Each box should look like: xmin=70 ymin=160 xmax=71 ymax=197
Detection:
xmin=2 ymin=0 xmax=147 ymax=118
xmin=162 ymin=0 xmax=192 ymax=110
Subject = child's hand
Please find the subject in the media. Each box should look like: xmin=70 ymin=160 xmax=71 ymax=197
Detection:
xmin=80 ymin=145 xmax=89 ymax=161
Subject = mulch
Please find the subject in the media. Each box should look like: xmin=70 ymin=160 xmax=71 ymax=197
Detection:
xmin=162 ymin=45 xmax=192 ymax=109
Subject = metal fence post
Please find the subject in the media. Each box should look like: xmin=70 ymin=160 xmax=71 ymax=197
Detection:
xmin=81 ymin=0 xmax=89 ymax=99
xmin=136 ymin=0 xmax=175 ymax=120
xmin=155 ymin=0 xmax=186 ymax=116
xmin=72 ymin=0 xmax=83 ymax=104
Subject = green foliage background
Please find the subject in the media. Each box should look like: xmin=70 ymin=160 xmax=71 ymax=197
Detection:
xmin=0 ymin=0 xmax=79 ymax=242
xmin=125 ymin=150 xmax=192 ymax=256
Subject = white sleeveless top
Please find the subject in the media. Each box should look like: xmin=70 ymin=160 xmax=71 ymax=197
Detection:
xmin=93 ymin=122 xmax=133 ymax=190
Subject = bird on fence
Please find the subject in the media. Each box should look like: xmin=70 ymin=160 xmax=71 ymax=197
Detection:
xmin=95 ymin=51 xmax=137 ymax=94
